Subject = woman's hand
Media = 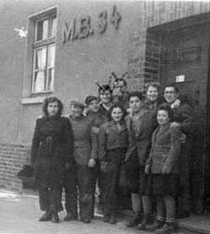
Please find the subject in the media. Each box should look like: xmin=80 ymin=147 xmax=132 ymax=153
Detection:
xmin=162 ymin=167 xmax=171 ymax=174
xmin=145 ymin=164 xmax=150 ymax=174
xmin=92 ymin=127 xmax=99 ymax=134
xmin=65 ymin=163 xmax=70 ymax=170
xmin=88 ymin=158 xmax=96 ymax=168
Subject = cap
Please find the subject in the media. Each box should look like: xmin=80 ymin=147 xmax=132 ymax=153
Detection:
xmin=85 ymin=95 xmax=98 ymax=105
xmin=70 ymin=100 xmax=85 ymax=109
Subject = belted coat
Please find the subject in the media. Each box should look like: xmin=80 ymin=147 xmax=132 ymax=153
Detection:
xmin=31 ymin=115 xmax=74 ymax=188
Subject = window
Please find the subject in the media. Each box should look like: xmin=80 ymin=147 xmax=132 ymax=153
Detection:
xmin=32 ymin=13 xmax=57 ymax=93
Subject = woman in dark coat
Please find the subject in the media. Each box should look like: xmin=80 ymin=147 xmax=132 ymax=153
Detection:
xmin=31 ymin=97 xmax=74 ymax=223
xmin=145 ymin=104 xmax=182 ymax=233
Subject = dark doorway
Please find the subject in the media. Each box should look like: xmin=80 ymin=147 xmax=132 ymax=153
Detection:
xmin=147 ymin=13 xmax=210 ymax=212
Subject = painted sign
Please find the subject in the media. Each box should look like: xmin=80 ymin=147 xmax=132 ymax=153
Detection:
xmin=62 ymin=5 xmax=122 ymax=43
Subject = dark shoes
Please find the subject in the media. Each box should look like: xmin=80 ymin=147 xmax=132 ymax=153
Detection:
xmin=155 ymin=223 xmax=177 ymax=234
xmin=51 ymin=213 xmax=60 ymax=223
xmin=81 ymin=218 xmax=91 ymax=223
xmin=137 ymin=214 xmax=153 ymax=230
xmin=177 ymin=210 xmax=190 ymax=219
xmin=39 ymin=211 xmax=52 ymax=222
xmin=103 ymin=214 xmax=110 ymax=223
xmin=126 ymin=211 xmax=142 ymax=227
xmin=103 ymin=214 xmax=116 ymax=224
xmin=109 ymin=215 xmax=117 ymax=224
xmin=64 ymin=213 xmax=77 ymax=221
xmin=146 ymin=220 xmax=165 ymax=232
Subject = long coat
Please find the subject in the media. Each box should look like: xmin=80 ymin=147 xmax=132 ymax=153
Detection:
xmin=31 ymin=115 xmax=74 ymax=188
xmin=146 ymin=123 xmax=182 ymax=174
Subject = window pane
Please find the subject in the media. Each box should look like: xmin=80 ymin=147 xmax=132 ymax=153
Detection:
xmin=36 ymin=21 xmax=43 ymax=41
xmin=50 ymin=16 xmax=57 ymax=38
xmin=34 ymin=71 xmax=45 ymax=92
xmin=35 ymin=47 xmax=47 ymax=70
xmin=36 ymin=19 xmax=49 ymax=41
xmin=47 ymin=44 xmax=55 ymax=68
xmin=42 ymin=19 xmax=49 ymax=40
xmin=47 ymin=68 xmax=54 ymax=90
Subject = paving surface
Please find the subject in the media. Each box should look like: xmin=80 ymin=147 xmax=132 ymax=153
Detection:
xmin=0 ymin=190 xmax=209 ymax=234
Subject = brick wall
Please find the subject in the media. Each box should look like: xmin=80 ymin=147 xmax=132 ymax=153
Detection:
xmin=0 ymin=144 xmax=31 ymax=192
xmin=127 ymin=30 xmax=147 ymax=91
xmin=127 ymin=1 xmax=210 ymax=92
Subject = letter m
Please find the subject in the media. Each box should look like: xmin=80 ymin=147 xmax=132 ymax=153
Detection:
xmin=62 ymin=22 xmax=72 ymax=43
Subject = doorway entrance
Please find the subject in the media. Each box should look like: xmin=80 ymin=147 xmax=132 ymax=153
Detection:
xmin=147 ymin=12 xmax=210 ymax=212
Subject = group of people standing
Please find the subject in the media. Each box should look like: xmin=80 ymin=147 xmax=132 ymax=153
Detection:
xmin=30 ymin=79 xmax=196 ymax=234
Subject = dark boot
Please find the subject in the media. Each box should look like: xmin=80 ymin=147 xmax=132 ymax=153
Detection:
xmin=126 ymin=211 xmax=142 ymax=227
xmin=109 ymin=215 xmax=117 ymax=224
xmin=81 ymin=217 xmax=91 ymax=223
xmin=155 ymin=223 xmax=177 ymax=234
xmin=103 ymin=214 xmax=110 ymax=223
xmin=51 ymin=213 xmax=60 ymax=223
xmin=146 ymin=220 xmax=165 ymax=232
xmin=39 ymin=211 xmax=52 ymax=222
xmin=137 ymin=214 xmax=153 ymax=230
xmin=64 ymin=213 xmax=77 ymax=221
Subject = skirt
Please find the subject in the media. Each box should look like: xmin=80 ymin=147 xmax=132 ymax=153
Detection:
xmin=152 ymin=174 xmax=180 ymax=196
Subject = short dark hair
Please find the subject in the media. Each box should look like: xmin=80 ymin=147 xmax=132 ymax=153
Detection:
xmin=42 ymin=97 xmax=63 ymax=117
xmin=98 ymin=85 xmax=112 ymax=94
xmin=108 ymin=103 xmax=127 ymax=121
xmin=157 ymin=103 xmax=173 ymax=119
xmin=113 ymin=78 xmax=127 ymax=87
xmin=164 ymin=83 xmax=179 ymax=93
xmin=129 ymin=91 xmax=145 ymax=101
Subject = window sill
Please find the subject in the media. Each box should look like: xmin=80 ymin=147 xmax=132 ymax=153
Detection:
xmin=21 ymin=97 xmax=46 ymax=105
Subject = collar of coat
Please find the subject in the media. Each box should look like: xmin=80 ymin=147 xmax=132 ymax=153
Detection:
xmin=107 ymin=120 xmax=127 ymax=132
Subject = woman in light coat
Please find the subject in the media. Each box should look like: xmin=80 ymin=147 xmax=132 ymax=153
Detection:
xmin=145 ymin=103 xmax=182 ymax=233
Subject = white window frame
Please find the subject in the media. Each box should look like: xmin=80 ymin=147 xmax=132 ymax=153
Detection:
xmin=31 ymin=10 xmax=57 ymax=94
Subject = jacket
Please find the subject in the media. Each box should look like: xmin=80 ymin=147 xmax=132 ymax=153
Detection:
xmin=99 ymin=120 xmax=129 ymax=161
xmin=86 ymin=111 xmax=107 ymax=160
xmin=70 ymin=115 xmax=93 ymax=166
xmin=125 ymin=109 xmax=156 ymax=166
xmin=146 ymin=123 xmax=182 ymax=174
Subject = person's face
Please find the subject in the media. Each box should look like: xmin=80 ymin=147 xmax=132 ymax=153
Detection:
xmin=164 ymin=87 xmax=179 ymax=104
xmin=114 ymin=80 xmax=126 ymax=95
xmin=146 ymin=86 xmax=159 ymax=102
xmin=70 ymin=105 xmax=83 ymax=118
xmin=88 ymin=100 xmax=99 ymax=113
xmin=129 ymin=96 xmax=143 ymax=113
xmin=111 ymin=107 xmax=123 ymax=123
xmin=47 ymin=102 xmax=59 ymax=116
xmin=157 ymin=110 xmax=170 ymax=126
xmin=99 ymin=90 xmax=112 ymax=104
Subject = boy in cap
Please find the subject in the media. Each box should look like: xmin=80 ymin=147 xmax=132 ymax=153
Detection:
xmin=85 ymin=95 xmax=108 ymax=217
xmin=64 ymin=100 xmax=93 ymax=223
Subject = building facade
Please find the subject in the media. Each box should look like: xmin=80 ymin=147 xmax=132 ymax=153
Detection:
xmin=0 ymin=0 xmax=210 ymax=208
